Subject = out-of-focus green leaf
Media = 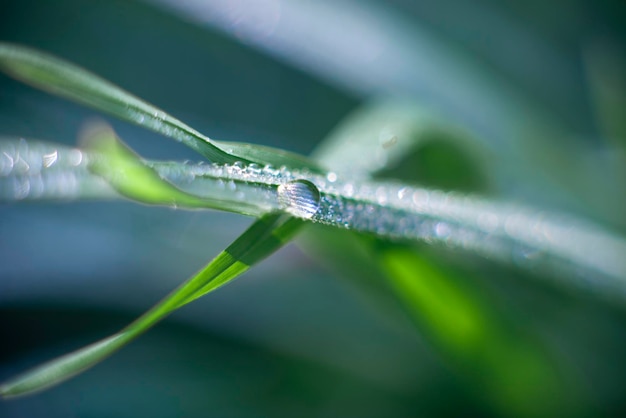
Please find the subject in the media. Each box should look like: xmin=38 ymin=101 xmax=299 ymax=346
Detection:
xmin=82 ymin=123 xmax=266 ymax=216
xmin=313 ymin=99 xmax=491 ymax=191
xmin=381 ymin=246 xmax=579 ymax=418
xmin=0 ymin=213 xmax=300 ymax=398
xmin=375 ymin=133 xmax=489 ymax=192
xmin=83 ymin=123 xmax=213 ymax=208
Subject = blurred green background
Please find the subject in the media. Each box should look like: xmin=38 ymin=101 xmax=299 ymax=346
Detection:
xmin=1 ymin=0 xmax=625 ymax=417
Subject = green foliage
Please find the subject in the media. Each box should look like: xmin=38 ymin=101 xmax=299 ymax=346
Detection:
xmin=0 ymin=41 xmax=623 ymax=418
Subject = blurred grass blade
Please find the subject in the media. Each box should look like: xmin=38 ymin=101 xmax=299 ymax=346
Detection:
xmin=82 ymin=123 xmax=266 ymax=215
xmin=0 ymin=213 xmax=301 ymax=398
xmin=0 ymin=43 xmax=323 ymax=171
xmin=0 ymin=137 xmax=118 ymax=201
xmin=0 ymin=334 xmax=128 ymax=398
xmin=582 ymin=41 xmax=626 ymax=150
xmin=312 ymin=100 xmax=437 ymax=178
xmin=0 ymin=132 xmax=292 ymax=216
xmin=302 ymin=224 xmax=587 ymax=417
xmin=312 ymin=99 xmax=491 ymax=192
xmin=380 ymin=246 xmax=584 ymax=417
xmin=308 ymin=100 xmax=626 ymax=295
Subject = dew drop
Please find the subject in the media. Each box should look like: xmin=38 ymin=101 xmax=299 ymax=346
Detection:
xmin=277 ymin=179 xmax=321 ymax=219
xmin=263 ymin=164 xmax=277 ymax=175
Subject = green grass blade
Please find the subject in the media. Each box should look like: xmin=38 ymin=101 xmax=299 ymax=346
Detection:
xmin=0 ymin=43 xmax=229 ymax=162
xmin=0 ymin=43 xmax=324 ymax=171
xmin=0 ymin=334 xmax=129 ymax=398
xmin=303 ymin=101 xmax=626 ymax=295
xmin=178 ymin=214 xmax=302 ymax=306
xmin=0 ymin=213 xmax=301 ymax=398
xmin=82 ymin=124 xmax=262 ymax=215
xmin=302 ymin=223 xmax=589 ymax=417
xmin=0 ymin=43 xmax=620 ymax=281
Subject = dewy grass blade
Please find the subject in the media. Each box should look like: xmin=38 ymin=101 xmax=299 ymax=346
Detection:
xmin=309 ymin=178 xmax=626 ymax=296
xmin=182 ymin=154 xmax=625 ymax=297
xmin=0 ymin=43 xmax=324 ymax=172
xmin=0 ymin=213 xmax=301 ymax=398
xmin=4 ymin=131 xmax=624 ymax=297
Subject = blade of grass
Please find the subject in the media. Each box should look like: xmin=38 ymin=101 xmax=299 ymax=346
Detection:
xmin=0 ymin=212 xmax=301 ymax=398
xmin=82 ymin=123 xmax=266 ymax=215
xmin=5 ymin=127 xmax=625 ymax=291
xmin=6 ymin=127 xmax=624 ymax=291
xmin=0 ymin=43 xmax=324 ymax=172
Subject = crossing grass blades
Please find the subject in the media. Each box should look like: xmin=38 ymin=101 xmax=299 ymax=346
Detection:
xmin=1 ymin=42 xmax=625 ymax=417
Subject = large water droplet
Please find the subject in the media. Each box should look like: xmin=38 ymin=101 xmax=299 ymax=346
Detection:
xmin=277 ymin=179 xmax=320 ymax=219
